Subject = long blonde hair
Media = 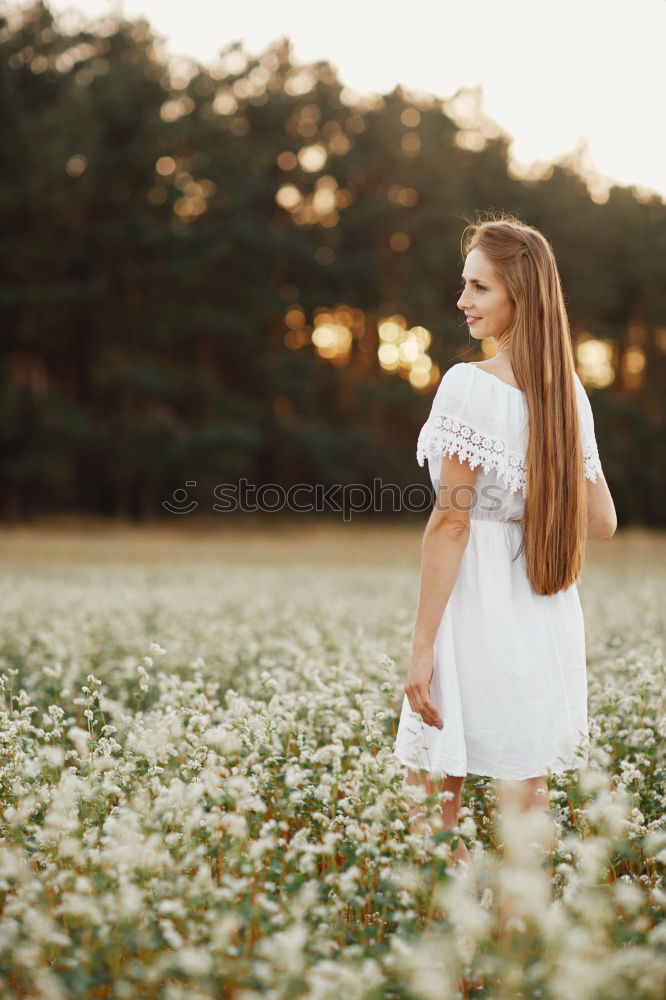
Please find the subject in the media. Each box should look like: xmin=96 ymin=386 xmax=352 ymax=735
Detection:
xmin=461 ymin=213 xmax=587 ymax=596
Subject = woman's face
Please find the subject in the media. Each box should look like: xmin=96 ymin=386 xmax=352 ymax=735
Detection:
xmin=457 ymin=247 xmax=514 ymax=345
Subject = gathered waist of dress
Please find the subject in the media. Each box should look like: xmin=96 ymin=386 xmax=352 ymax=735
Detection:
xmin=470 ymin=514 xmax=523 ymax=526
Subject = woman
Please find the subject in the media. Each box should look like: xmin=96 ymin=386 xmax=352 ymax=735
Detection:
xmin=392 ymin=215 xmax=617 ymax=892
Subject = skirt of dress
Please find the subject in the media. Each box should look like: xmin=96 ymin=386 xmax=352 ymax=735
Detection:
xmin=392 ymin=518 xmax=590 ymax=780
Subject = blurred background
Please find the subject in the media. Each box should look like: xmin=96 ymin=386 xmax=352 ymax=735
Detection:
xmin=1 ymin=0 xmax=664 ymax=528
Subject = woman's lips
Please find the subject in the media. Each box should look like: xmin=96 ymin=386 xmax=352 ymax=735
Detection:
xmin=466 ymin=317 xmax=481 ymax=325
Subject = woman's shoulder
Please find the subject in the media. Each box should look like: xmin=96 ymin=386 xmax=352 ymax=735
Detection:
xmin=440 ymin=360 xmax=473 ymax=379
xmin=430 ymin=362 xmax=478 ymax=409
xmin=439 ymin=361 xmax=525 ymax=398
xmin=468 ymin=360 xmax=522 ymax=390
xmin=430 ymin=362 xmax=522 ymax=428
xmin=436 ymin=361 xmax=476 ymax=389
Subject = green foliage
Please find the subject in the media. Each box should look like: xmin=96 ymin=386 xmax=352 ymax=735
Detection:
xmin=1 ymin=3 xmax=664 ymax=523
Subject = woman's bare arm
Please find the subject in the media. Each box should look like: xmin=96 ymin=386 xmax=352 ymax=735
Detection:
xmin=411 ymin=515 xmax=470 ymax=657
xmin=587 ymin=471 xmax=617 ymax=539
xmin=404 ymin=454 xmax=477 ymax=729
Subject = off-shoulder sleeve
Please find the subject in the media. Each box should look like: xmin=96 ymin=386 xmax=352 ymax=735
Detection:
xmin=416 ymin=363 xmax=527 ymax=493
xmin=573 ymin=373 xmax=603 ymax=482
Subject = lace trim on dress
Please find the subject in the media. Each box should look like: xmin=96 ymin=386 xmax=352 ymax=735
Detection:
xmin=417 ymin=414 xmax=603 ymax=493
xmin=583 ymin=441 xmax=602 ymax=482
xmin=416 ymin=413 xmax=527 ymax=494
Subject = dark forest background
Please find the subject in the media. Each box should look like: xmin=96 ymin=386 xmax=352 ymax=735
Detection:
xmin=1 ymin=2 xmax=664 ymax=525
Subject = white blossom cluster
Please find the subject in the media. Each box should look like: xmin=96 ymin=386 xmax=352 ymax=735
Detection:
xmin=0 ymin=531 xmax=663 ymax=998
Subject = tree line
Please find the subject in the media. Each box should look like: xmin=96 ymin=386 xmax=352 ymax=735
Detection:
xmin=1 ymin=2 xmax=664 ymax=524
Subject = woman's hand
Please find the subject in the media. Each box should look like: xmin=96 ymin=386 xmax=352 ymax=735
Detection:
xmin=404 ymin=649 xmax=443 ymax=729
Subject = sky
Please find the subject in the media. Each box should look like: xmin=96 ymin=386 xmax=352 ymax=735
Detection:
xmin=42 ymin=0 xmax=666 ymax=202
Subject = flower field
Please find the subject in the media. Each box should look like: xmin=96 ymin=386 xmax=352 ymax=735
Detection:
xmin=0 ymin=522 xmax=664 ymax=999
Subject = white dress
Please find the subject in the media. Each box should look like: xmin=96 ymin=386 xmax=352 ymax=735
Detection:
xmin=392 ymin=362 xmax=603 ymax=780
